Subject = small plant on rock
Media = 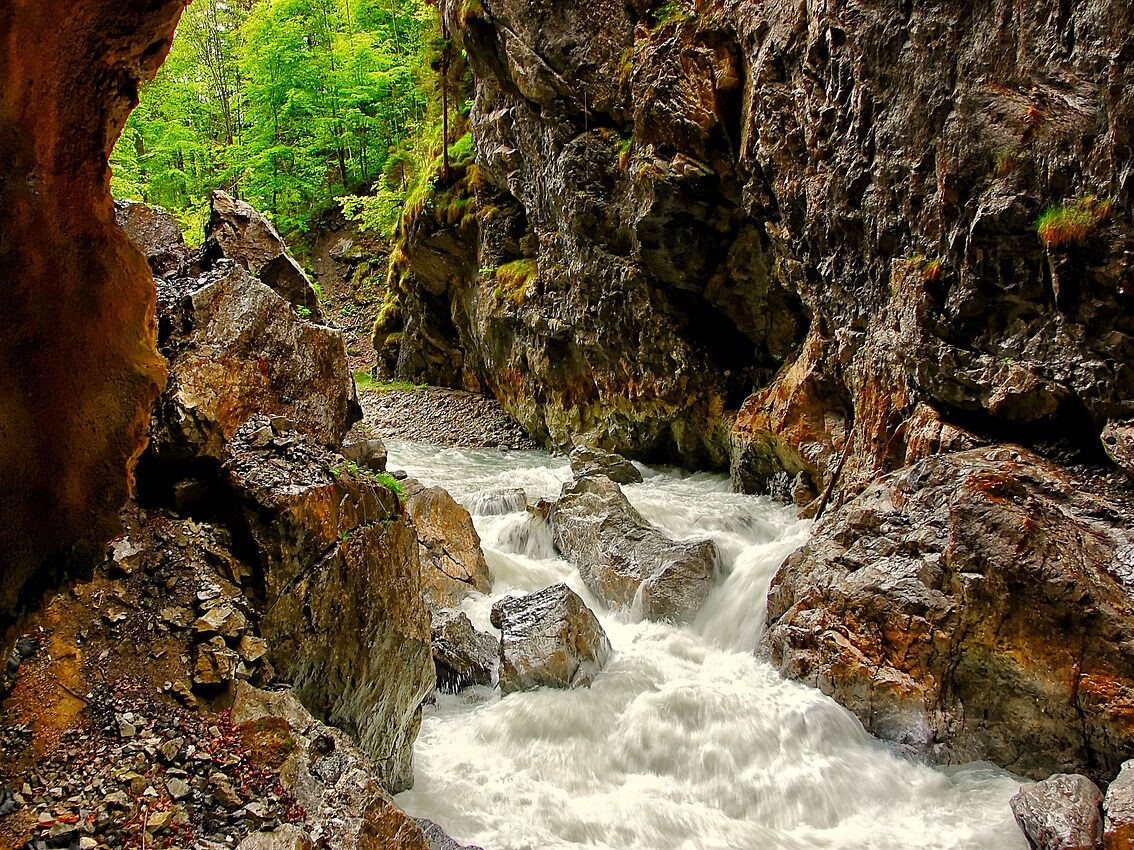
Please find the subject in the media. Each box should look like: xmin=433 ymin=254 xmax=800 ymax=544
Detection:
xmin=1037 ymin=195 xmax=1113 ymax=248
xmin=494 ymin=258 xmax=538 ymax=306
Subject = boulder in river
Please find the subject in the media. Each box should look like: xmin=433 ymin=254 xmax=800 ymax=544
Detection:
xmin=406 ymin=485 xmax=493 ymax=610
xmin=1010 ymin=774 xmax=1103 ymax=850
xmin=467 ymin=487 xmax=528 ymax=516
xmin=431 ymin=610 xmax=497 ymax=693
xmin=1105 ymin=761 xmax=1134 ymax=849
xmin=764 ymin=446 xmax=1134 ymax=781
xmin=549 ymin=475 xmax=721 ymax=622
xmin=342 ymin=423 xmax=388 ymax=472
xmin=490 ymin=583 xmax=612 ymax=695
xmin=569 ymin=445 xmax=643 ymax=485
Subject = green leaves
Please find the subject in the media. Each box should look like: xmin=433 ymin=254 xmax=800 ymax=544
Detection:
xmin=113 ymin=0 xmax=436 ymax=239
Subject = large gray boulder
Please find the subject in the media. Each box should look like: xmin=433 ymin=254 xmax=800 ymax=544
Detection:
xmin=150 ymin=264 xmax=359 ymax=464
xmin=1010 ymin=774 xmax=1103 ymax=850
xmin=549 ymin=475 xmax=720 ymax=621
xmin=228 ymin=419 xmax=434 ymax=794
xmin=490 ymin=583 xmax=612 ymax=695
xmin=569 ymin=446 xmax=643 ymax=485
xmin=114 ymin=199 xmax=188 ymax=278
xmin=764 ymin=446 xmax=1134 ymax=781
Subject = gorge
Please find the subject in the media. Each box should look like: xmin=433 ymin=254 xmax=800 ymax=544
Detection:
xmin=2 ymin=0 xmax=1133 ymax=849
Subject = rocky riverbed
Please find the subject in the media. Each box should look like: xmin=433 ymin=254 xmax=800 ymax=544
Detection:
xmin=359 ymin=387 xmax=538 ymax=451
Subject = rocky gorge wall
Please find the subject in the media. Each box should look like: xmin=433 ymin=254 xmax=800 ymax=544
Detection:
xmin=393 ymin=0 xmax=1133 ymax=495
xmin=0 ymin=0 xmax=184 ymax=627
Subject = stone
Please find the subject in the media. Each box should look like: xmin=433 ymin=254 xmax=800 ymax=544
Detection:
xmin=192 ymin=603 xmax=249 ymax=638
xmin=228 ymin=425 xmax=435 ymax=793
xmin=194 ymin=637 xmax=240 ymax=687
xmin=149 ymin=265 xmax=359 ymax=464
xmin=114 ymin=200 xmax=188 ymax=279
xmin=764 ymin=447 xmax=1134 ymax=781
xmin=1104 ymin=761 xmax=1134 ymax=850
xmin=236 ymin=826 xmax=315 ymax=850
xmin=203 ymin=191 xmax=324 ymax=320
xmin=431 ymin=611 xmax=497 ymax=693
xmin=549 ymin=475 xmax=721 ymax=622
xmin=341 ymin=425 xmax=388 ymax=473
xmin=165 ymin=778 xmax=190 ymax=800
xmin=414 ymin=818 xmax=485 ymax=850
xmin=1102 ymin=421 xmax=1134 ymax=479
xmin=1010 ymin=774 xmax=1103 ymax=850
xmin=490 ymin=583 xmax=612 ymax=695
xmin=568 ymin=446 xmax=643 ymax=485
xmin=406 ymin=486 xmax=493 ymax=610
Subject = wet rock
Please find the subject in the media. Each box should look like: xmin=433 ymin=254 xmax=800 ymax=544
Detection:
xmin=342 ymin=424 xmax=388 ymax=472
xmin=764 ymin=447 xmax=1134 ymax=781
xmin=1104 ymin=761 xmax=1134 ymax=850
xmin=406 ymin=486 xmax=493 ymax=610
xmin=229 ymin=422 xmax=434 ymax=793
xmin=569 ymin=446 xmax=643 ymax=485
xmin=149 ymin=264 xmax=358 ymax=464
xmin=415 ymin=818 xmax=485 ymax=850
xmin=203 ymin=191 xmax=323 ymax=320
xmin=1010 ymin=774 xmax=1103 ymax=850
xmin=431 ymin=611 xmax=497 ymax=693
xmin=1102 ymin=422 xmax=1134 ymax=479
xmin=490 ymin=583 xmax=612 ymax=695
xmin=236 ymin=825 xmax=314 ymax=850
xmin=115 ymin=199 xmax=188 ymax=278
xmin=549 ymin=475 xmax=721 ymax=622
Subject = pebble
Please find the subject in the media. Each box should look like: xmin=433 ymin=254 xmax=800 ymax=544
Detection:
xmin=360 ymin=387 xmax=538 ymax=449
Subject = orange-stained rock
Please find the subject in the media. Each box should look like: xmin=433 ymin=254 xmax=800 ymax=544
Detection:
xmin=0 ymin=0 xmax=185 ymax=626
xmin=405 ymin=483 xmax=492 ymax=610
xmin=764 ymin=446 xmax=1134 ymax=782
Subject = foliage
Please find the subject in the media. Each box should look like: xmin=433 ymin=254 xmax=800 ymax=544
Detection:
xmin=112 ymin=0 xmax=441 ymax=238
xmin=1037 ymin=196 xmax=1113 ymax=248
xmin=649 ymin=0 xmax=694 ymax=26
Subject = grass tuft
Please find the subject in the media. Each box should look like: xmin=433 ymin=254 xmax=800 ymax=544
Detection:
xmin=1037 ymin=195 xmax=1113 ymax=248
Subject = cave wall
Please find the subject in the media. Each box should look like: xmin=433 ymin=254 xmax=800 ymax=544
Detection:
xmin=0 ymin=0 xmax=185 ymax=626
xmin=397 ymin=0 xmax=1132 ymax=489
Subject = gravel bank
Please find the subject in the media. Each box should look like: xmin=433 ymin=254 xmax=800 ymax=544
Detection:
xmin=359 ymin=387 xmax=539 ymax=449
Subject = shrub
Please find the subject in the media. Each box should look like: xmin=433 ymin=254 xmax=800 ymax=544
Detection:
xmin=494 ymin=258 xmax=538 ymax=305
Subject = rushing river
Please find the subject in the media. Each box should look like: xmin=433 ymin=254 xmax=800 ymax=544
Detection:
xmin=389 ymin=442 xmax=1028 ymax=850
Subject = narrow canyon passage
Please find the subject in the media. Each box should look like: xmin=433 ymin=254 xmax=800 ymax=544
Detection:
xmin=387 ymin=442 xmax=1028 ymax=850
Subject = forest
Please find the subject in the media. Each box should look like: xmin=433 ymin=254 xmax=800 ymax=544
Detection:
xmin=111 ymin=0 xmax=453 ymax=240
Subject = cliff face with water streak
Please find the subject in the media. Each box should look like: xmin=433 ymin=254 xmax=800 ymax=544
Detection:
xmin=395 ymin=0 xmax=1132 ymax=493
xmin=0 ymin=0 xmax=184 ymax=625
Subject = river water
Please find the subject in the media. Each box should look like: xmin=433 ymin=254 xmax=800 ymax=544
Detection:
xmin=389 ymin=442 xmax=1028 ymax=850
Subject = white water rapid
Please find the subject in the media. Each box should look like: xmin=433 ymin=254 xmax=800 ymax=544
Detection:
xmin=389 ymin=442 xmax=1029 ymax=850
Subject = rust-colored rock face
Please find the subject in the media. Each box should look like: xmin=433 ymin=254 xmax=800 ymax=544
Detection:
xmin=0 ymin=0 xmax=185 ymax=624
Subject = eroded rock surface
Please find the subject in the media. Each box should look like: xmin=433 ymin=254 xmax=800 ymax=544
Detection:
xmin=1010 ymin=774 xmax=1104 ymax=850
xmin=490 ymin=583 xmax=612 ymax=695
xmin=1105 ymin=761 xmax=1134 ymax=850
xmin=115 ymin=200 xmax=189 ymax=278
xmin=764 ymin=447 xmax=1134 ymax=780
xmin=407 ymin=485 xmax=493 ymax=610
xmin=550 ymin=475 xmax=720 ymax=621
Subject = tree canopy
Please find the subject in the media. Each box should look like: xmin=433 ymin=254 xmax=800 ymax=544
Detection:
xmin=112 ymin=0 xmax=440 ymax=239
